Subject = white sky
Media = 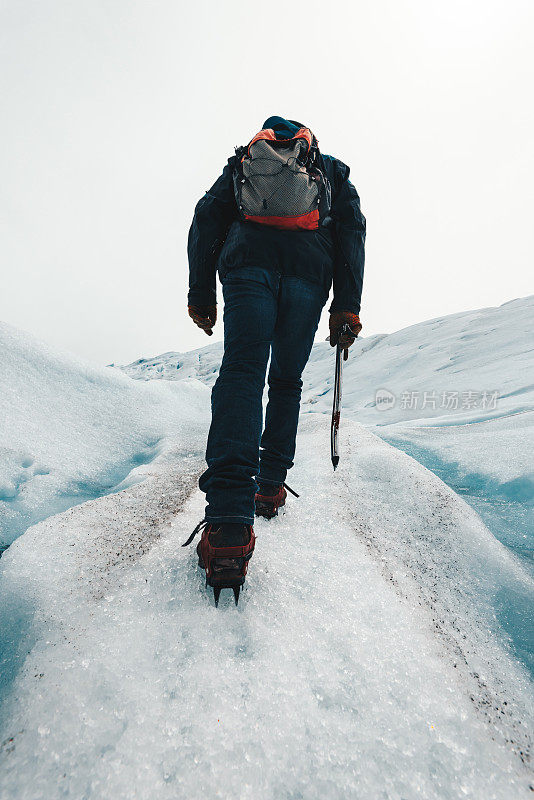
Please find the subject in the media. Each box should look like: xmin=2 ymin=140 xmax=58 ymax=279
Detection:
xmin=1 ymin=0 xmax=533 ymax=365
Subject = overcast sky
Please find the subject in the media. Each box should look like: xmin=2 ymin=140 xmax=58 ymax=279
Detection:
xmin=1 ymin=0 xmax=532 ymax=365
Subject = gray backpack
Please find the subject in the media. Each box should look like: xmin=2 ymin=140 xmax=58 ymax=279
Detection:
xmin=233 ymin=125 xmax=331 ymax=230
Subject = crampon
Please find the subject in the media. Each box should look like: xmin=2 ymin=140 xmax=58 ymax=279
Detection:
xmin=182 ymin=521 xmax=255 ymax=606
xmin=255 ymin=482 xmax=299 ymax=519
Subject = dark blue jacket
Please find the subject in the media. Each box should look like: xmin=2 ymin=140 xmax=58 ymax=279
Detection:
xmin=187 ymin=151 xmax=366 ymax=314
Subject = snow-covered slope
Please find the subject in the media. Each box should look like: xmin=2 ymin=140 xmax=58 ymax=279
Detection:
xmin=301 ymin=296 xmax=534 ymax=570
xmin=0 ymin=322 xmax=209 ymax=551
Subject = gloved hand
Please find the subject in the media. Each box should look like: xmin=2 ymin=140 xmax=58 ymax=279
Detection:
xmin=188 ymin=305 xmax=217 ymax=336
xmin=329 ymin=311 xmax=362 ymax=348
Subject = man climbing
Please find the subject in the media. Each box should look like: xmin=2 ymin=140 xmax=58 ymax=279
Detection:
xmin=183 ymin=116 xmax=365 ymax=604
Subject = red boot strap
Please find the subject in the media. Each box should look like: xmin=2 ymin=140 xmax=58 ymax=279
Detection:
xmin=207 ymin=538 xmax=256 ymax=559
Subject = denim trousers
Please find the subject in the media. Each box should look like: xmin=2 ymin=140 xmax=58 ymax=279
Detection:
xmin=198 ymin=266 xmax=328 ymax=525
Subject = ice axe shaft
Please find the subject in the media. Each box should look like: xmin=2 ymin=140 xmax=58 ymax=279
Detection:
xmin=330 ymin=324 xmax=352 ymax=470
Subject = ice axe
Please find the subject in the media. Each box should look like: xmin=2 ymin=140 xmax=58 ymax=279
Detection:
xmin=330 ymin=323 xmax=352 ymax=470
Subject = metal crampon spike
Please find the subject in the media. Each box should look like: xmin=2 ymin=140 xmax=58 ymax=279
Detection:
xmin=233 ymin=586 xmax=241 ymax=606
xmin=213 ymin=587 xmax=222 ymax=607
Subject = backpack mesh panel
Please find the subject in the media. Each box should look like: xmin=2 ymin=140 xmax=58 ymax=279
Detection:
xmin=241 ymin=138 xmax=320 ymax=217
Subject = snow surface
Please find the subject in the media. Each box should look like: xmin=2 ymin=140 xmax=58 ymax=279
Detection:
xmin=1 ymin=416 xmax=533 ymax=798
xmin=1 ymin=300 xmax=533 ymax=798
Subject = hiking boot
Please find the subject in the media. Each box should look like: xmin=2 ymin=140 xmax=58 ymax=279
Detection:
xmin=183 ymin=521 xmax=255 ymax=605
xmin=255 ymin=482 xmax=299 ymax=519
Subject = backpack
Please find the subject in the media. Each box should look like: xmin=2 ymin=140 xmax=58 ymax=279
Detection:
xmin=233 ymin=125 xmax=331 ymax=230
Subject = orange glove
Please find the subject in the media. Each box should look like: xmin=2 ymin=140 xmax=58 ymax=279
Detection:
xmin=188 ymin=305 xmax=217 ymax=336
xmin=329 ymin=311 xmax=362 ymax=348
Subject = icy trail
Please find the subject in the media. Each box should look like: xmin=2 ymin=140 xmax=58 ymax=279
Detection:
xmin=1 ymin=417 xmax=532 ymax=799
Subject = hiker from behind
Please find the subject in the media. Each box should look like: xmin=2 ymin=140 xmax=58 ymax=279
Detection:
xmin=184 ymin=116 xmax=365 ymax=604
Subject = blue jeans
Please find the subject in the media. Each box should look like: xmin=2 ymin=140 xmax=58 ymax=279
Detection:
xmin=199 ymin=267 xmax=328 ymax=524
